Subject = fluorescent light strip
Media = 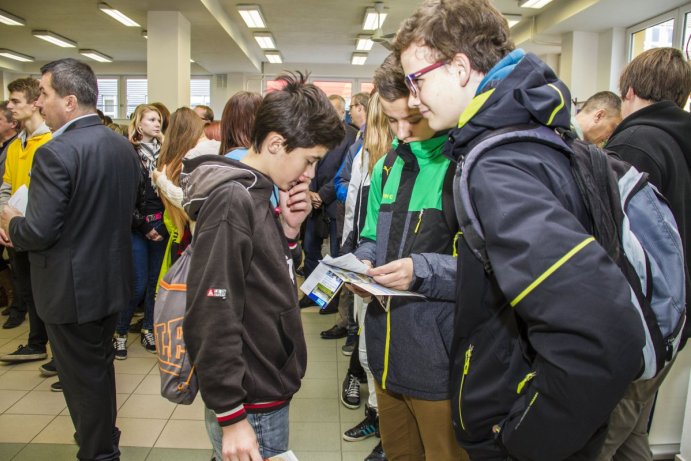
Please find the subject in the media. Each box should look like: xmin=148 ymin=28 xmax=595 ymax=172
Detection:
xmin=519 ymin=0 xmax=553 ymax=9
xmin=32 ymin=30 xmax=77 ymax=48
xmin=352 ymin=53 xmax=367 ymax=65
xmin=98 ymin=2 xmax=140 ymax=27
xmin=356 ymin=35 xmax=373 ymax=51
xmin=363 ymin=8 xmax=387 ymax=30
xmin=265 ymin=52 xmax=282 ymax=64
xmin=254 ymin=33 xmax=276 ymax=49
xmin=504 ymin=14 xmax=522 ymax=27
xmin=0 ymin=9 xmax=26 ymax=26
xmin=238 ymin=5 xmax=266 ymax=28
xmin=79 ymin=49 xmax=113 ymax=63
xmin=0 ymin=49 xmax=34 ymax=62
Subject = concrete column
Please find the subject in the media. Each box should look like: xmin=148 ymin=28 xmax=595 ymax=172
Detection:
xmin=147 ymin=11 xmax=190 ymax=111
xmin=559 ymin=31 xmax=599 ymax=103
xmin=597 ymin=28 xmax=626 ymax=94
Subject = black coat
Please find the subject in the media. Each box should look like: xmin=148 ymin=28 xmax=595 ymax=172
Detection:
xmin=9 ymin=115 xmax=141 ymax=324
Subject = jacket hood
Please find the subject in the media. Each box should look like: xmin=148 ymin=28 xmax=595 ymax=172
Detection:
xmin=181 ymin=154 xmax=272 ymax=221
xmin=445 ymin=51 xmax=572 ymax=161
xmin=610 ymin=100 xmax=691 ymax=169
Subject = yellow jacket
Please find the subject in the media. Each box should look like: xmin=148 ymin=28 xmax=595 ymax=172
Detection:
xmin=3 ymin=125 xmax=52 ymax=193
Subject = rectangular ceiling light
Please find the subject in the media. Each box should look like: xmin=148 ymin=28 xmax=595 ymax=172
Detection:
xmin=0 ymin=49 xmax=34 ymax=62
xmin=79 ymin=49 xmax=113 ymax=63
xmin=0 ymin=9 xmax=25 ymax=26
xmin=32 ymin=30 xmax=77 ymax=48
xmin=356 ymin=35 xmax=374 ymax=51
xmin=363 ymin=8 xmax=387 ymax=30
xmin=504 ymin=14 xmax=522 ymax=27
xmin=238 ymin=5 xmax=266 ymax=29
xmin=519 ymin=0 xmax=553 ymax=8
xmin=351 ymin=52 xmax=368 ymax=66
xmin=265 ymin=51 xmax=282 ymax=64
xmin=98 ymin=2 xmax=140 ymax=27
xmin=254 ymin=32 xmax=276 ymax=49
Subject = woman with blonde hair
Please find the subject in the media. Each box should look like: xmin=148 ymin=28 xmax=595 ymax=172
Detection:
xmin=114 ymin=104 xmax=166 ymax=360
xmin=152 ymin=107 xmax=220 ymax=280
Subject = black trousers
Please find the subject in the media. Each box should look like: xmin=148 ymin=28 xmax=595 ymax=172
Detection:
xmin=9 ymin=248 xmax=47 ymax=348
xmin=46 ymin=313 xmax=121 ymax=461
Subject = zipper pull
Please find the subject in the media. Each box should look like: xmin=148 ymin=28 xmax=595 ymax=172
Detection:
xmin=414 ymin=209 xmax=424 ymax=234
xmin=464 ymin=345 xmax=474 ymax=375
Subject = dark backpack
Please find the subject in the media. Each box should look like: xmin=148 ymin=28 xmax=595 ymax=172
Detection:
xmin=454 ymin=125 xmax=686 ymax=380
xmin=153 ymin=245 xmax=198 ymax=404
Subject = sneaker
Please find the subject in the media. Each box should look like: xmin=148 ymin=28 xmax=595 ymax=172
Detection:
xmin=341 ymin=334 xmax=357 ymax=356
xmin=0 ymin=344 xmax=47 ymax=362
xmin=343 ymin=404 xmax=378 ymax=441
xmin=113 ymin=334 xmax=128 ymax=360
xmin=140 ymin=329 xmax=156 ymax=353
xmin=365 ymin=441 xmax=387 ymax=460
xmin=340 ymin=372 xmax=361 ymax=409
xmin=2 ymin=311 xmax=25 ymax=329
xmin=39 ymin=359 xmax=58 ymax=377
xmin=50 ymin=381 xmax=63 ymax=392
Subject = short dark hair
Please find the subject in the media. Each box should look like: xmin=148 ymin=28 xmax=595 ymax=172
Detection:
xmin=252 ymin=72 xmax=345 ymax=152
xmin=581 ymin=91 xmax=621 ymax=116
xmin=619 ymin=47 xmax=691 ymax=109
xmin=393 ymin=0 xmax=515 ymax=74
xmin=40 ymin=58 xmax=98 ymax=108
xmin=194 ymin=104 xmax=214 ymax=123
xmin=7 ymin=78 xmax=41 ymax=103
xmin=374 ymin=54 xmax=409 ymax=102
xmin=0 ymin=101 xmax=16 ymax=126
xmin=220 ymin=91 xmax=262 ymax=153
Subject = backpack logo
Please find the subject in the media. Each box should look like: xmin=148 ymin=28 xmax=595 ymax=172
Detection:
xmin=206 ymin=288 xmax=227 ymax=299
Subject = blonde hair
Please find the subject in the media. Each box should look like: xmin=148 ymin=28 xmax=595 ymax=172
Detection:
xmin=128 ymin=105 xmax=162 ymax=145
xmin=364 ymin=93 xmax=394 ymax=174
xmin=157 ymin=107 xmax=205 ymax=231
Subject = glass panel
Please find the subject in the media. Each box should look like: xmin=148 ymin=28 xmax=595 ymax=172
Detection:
xmin=360 ymin=82 xmax=375 ymax=94
xmin=631 ymin=18 xmax=675 ymax=59
xmin=265 ymin=79 xmax=287 ymax=93
xmin=685 ymin=12 xmax=691 ymax=111
xmin=96 ymin=79 xmax=118 ymax=119
xmin=126 ymin=78 xmax=148 ymax=119
xmin=312 ymin=81 xmax=352 ymax=100
xmin=190 ymin=79 xmax=211 ymax=107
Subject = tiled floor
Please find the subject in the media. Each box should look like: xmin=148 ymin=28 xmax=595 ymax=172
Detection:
xmin=0 ymin=308 xmax=377 ymax=460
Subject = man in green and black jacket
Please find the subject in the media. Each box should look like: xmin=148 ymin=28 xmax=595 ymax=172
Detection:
xmin=352 ymin=54 xmax=468 ymax=461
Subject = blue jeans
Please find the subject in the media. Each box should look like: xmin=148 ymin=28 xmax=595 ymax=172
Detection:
xmin=204 ymin=405 xmax=290 ymax=459
xmin=116 ymin=229 xmax=167 ymax=335
xmin=303 ymin=212 xmax=339 ymax=277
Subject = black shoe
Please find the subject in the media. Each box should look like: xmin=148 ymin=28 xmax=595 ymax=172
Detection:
xmin=39 ymin=359 xmax=58 ymax=377
xmin=319 ymin=303 xmax=338 ymax=315
xmin=2 ymin=311 xmax=25 ymax=329
xmin=365 ymin=441 xmax=387 ymax=460
xmin=0 ymin=344 xmax=47 ymax=362
xmin=343 ymin=404 xmax=378 ymax=441
xmin=299 ymin=296 xmax=317 ymax=309
xmin=341 ymin=334 xmax=357 ymax=355
xmin=321 ymin=325 xmax=347 ymax=340
xmin=340 ymin=372 xmax=361 ymax=409
xmin=128 ymin=317 xmax=143 ymax=333
xmin=295 ymin=267 xmax=305 ymax=277
xmin=1 ymin=305 xmax=11 ymax=316
xmin=50 ymin=381 xmax=63 ymax=392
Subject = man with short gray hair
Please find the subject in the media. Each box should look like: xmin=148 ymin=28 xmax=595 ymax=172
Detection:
xmin=573 ymin=91 xmax=622 ymax=145
xmin=0 ymin=58 xmax=141 ymax=461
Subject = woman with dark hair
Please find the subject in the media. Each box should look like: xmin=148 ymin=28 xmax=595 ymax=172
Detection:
xmin=114 ymin=104 xmax=166 ymax=360
xmin=219 ymin=91 xmax=262 ymax=155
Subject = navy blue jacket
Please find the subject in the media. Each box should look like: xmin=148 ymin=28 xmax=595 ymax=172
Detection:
xmin=446 ymin=52 xmax=644 ymax=460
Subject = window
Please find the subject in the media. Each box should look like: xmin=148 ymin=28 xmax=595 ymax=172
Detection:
xmin=312 ymin=81 xmax=352 ymax=100
xmin=96 ymin=79 xmax=118 ymax=119
xmin=360 ymin=82 xmax=374 ymax=94
xmin=265 ymin=79 xmax=287 ymax=93
xmin=190 ymin=79 xmax=211 ymax=107
xmin=126 ymin=78 xmax=148 ymax=118
xmin=631 ymin=18 xmax=675 ymax=58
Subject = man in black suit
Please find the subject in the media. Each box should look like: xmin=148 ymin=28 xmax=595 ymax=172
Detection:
xmin=0 ymin=58 xmax=140 ymax=461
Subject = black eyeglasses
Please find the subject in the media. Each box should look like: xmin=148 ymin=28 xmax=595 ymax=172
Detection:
xmin=405 ymin=60 xmax=447 ymax=98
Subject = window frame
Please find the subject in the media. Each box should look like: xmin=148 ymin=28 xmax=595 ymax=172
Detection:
xmin=626 ymin=3 xmax=691 ymax=60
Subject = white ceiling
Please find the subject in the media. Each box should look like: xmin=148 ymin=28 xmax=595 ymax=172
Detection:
xmin=0 ymin=0 xmax=688 ymax=76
